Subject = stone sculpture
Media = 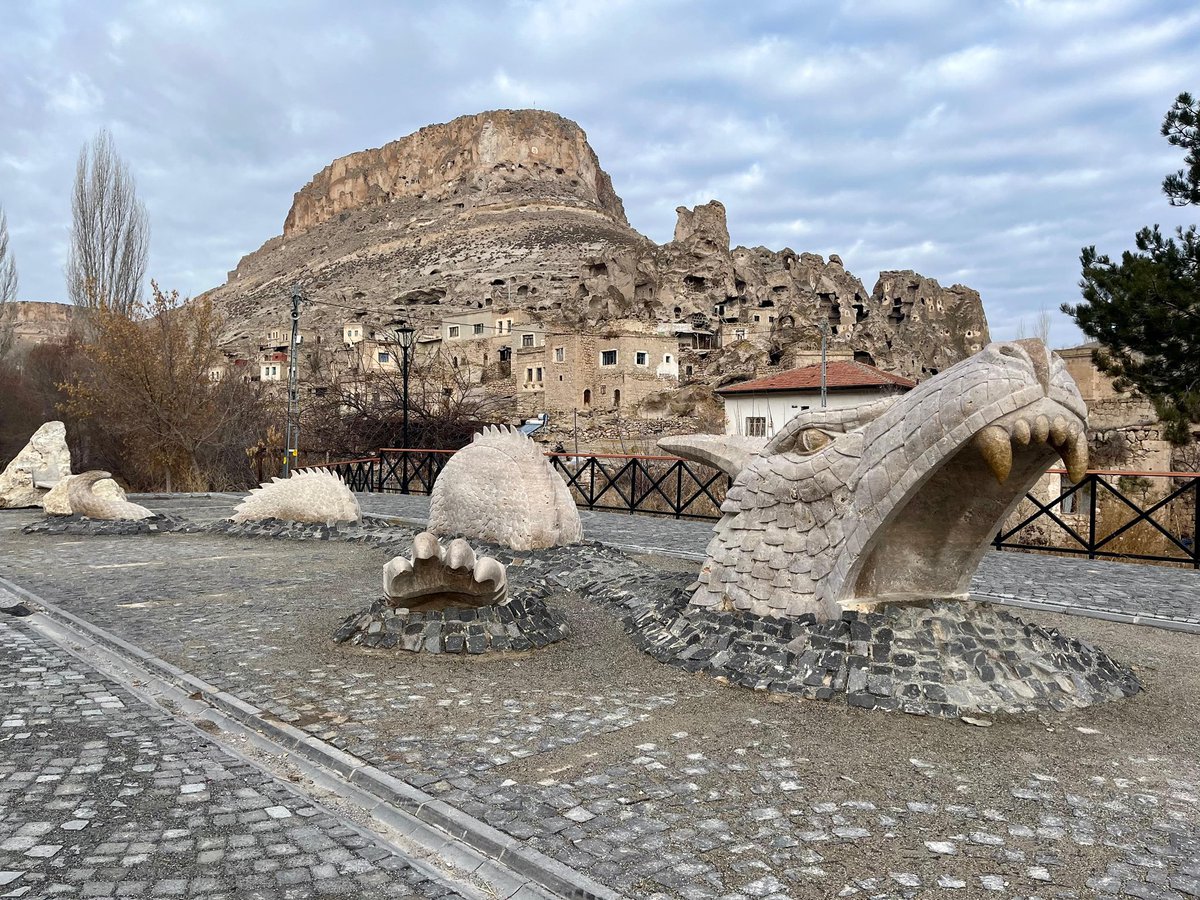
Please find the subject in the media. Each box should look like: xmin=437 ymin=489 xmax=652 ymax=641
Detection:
xmin=231 ymin=468 xmax=362 ymax=525
xmin=428 ymin=425 xmax=583 ymax=551
xmin=0 ymin=421 xmax=71 ymax=508
xmin=661 ymin=340 xmax=1089 ymax=620
xmin=383 ymin=532 xmax=508 ymax=610
xmin=67 ymin=471 xmax=154 ymax=521
xmin=42 ymin=473 xmax=129 ymax=516
xmin=334 ymin=531 xmax=567 ymax=654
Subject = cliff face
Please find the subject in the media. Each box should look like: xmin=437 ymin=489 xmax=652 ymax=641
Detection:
xmin=203 ymin=109 xmax=989 ymax=385
xmin=6 ymin=301 xmax=74 ymax=349
xmin=283 ymin=109 xmax=627 ymax=235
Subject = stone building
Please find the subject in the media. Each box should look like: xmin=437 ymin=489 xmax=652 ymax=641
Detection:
xmin=534 ymin=324 xmax=681 ymax=419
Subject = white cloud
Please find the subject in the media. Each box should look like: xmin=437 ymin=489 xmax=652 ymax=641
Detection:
xmin=46 ymin=72 xmax=103 ymax=114
xmin=0 ymin=0 xmax=1196 ymax=343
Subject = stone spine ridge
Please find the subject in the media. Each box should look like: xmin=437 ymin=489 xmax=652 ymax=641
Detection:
xmin=428 ymin=425 xmax=583 ymax=551
xmin=231 ymin=468 xmax=362 ymax=525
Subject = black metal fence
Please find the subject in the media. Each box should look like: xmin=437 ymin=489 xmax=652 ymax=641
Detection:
xmin=318 ymin=450 xmax=1199 ymax=568
xmin=993 ymin=469 xmax=1198 ymax=568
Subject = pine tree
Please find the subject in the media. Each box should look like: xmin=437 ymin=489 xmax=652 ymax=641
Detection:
xmin=1063 ymin=92 xmax=1200 ymax=444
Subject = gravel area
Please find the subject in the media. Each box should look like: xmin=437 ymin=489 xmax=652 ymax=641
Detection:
xmin=2 ymin=515 xmax=1200 ymax=897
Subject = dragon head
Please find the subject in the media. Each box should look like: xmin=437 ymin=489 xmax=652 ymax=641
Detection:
xmin=661 ymin=340 xmax=1088 ymax=621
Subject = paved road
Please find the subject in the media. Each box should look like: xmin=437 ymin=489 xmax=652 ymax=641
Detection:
xmin=0 ymin=616 xmax=464 ymax=900
xmin=3 ymin=524 xmax=1200 ymax=898
xmin=132 ymin=492 xmax=1200 ymax=628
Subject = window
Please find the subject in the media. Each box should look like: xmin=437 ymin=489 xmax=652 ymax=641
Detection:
xmin=600 ymin=384 xmax=607 ymax=395
xmin=448 ymin=325 xmax=460 ymax=338
xmin=600 ymin=349 xmax=617 ymax=366
xmin=473 ymin=323 xmax=485 ymax=335
xmin=1060 ymin=475 xmax=1093 ymax=515
xmin=746 ymin=416 xmax=767 ymax=437
xmin=753 ymin=315 xmax=760 ymax=323
xmin=522 ymin=333 xmax=534 ymax=348
xmin=526 ymin=367 xmax=534 ymax=383
xmin=734 ymin=330 xmax=746 ymax=340
xmin=635 ymin=351 xmax=648 ymax=366
xmin=536 ymin=367 xmax=543 ymax=382
xmin=554 ymin=347 xmax=565 ymax=363
xmin=613 ymin=389 xmax=621 ymax=406
xmin=377 ymin=351 xmax=389 ymax=364
xmin=583 ymin=389 xmax=592 ymax=406
xmin=664 ymin=354 xmax=672 ymax=364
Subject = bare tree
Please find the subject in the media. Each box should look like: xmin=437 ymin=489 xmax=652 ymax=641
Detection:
xmin=66 ymin=129 xmax=149 ymax=317
xmin=0 ymin=204 xmax=16 ymax=362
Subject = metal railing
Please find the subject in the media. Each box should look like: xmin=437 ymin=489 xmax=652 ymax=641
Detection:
xmin=994 ymin=469 xmax=1198 ymax=568
xmin=317 ymin=450 xmax=1198 ymax=567
xmin=319 ymin=448 xmax=730 ymax=519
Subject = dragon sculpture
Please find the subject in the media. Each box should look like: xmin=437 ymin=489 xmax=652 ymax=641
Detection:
xmin=67 ymin=471 xmax=155 ymax=521
xmin=661 ymin=340 xmax=1088 ymax=621
xmin=429 ymin=425 xmax=583 ymax=550
xmin=231 ymin=468 xmax=362 ymax=525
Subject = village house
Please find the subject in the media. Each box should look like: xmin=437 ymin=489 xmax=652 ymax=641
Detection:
xmin=717 ymin=360 xmax=915 ymax=438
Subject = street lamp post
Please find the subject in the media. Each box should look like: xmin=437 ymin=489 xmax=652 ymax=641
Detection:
xmin=818 ymin=318 xmax=830 ymax=409
xmin=395 ymin=322 xmax=416 ymax=493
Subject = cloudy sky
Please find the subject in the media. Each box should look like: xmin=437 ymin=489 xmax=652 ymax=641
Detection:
xmin=2 ymin=0 xmax=1197 ymax=346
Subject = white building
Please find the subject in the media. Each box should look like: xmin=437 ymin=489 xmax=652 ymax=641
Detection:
xmin=717 ymin=360 xmax=915 ymax=438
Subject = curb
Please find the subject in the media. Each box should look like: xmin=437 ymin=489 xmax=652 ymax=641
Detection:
xmin=972 ymin=591 xmax=1200 ymax=635
xmin=0 ymin=576 xmax=623 ymax=900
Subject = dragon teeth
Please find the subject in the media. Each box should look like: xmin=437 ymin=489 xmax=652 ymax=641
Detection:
xmin=973 ymin=416 xmax=1090 ymax=485
xmin=975 ymin=426 xmax=1013 ymax=484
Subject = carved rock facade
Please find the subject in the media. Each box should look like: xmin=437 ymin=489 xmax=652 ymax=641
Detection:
xmin=202 ymin=109 xmax=990 ymax=406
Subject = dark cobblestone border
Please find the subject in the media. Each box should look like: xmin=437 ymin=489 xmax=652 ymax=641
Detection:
xmin=333 ymin=597 xmax=568 ymax=654
xmin=623 ymin=591 xmax=1142 ymax=719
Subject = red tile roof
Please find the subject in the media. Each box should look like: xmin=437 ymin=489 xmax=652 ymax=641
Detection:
xmin=716 ymin=360 xmax=916 ymax=395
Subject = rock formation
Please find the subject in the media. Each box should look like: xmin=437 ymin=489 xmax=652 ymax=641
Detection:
xmin=0 ymin=422 xmax=71 ymax=509
xmin=231 ymin=468 xmax=362 ymax=525
xmin=42 ymin=473 xmax=129 ymax=516
xmin=428 ymin=425 xmax=583 ymax=550
xmin=661 ymin=340 xmax=1088 ymax=620
xmin=66 ymin=471 xmax=154 ymax=520
xmin=201 ymin=109 xmax=990 ymax=397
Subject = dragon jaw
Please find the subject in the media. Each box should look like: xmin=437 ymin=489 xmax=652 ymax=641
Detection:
xmin=666 ymin=340 xmax=1089 ymax=621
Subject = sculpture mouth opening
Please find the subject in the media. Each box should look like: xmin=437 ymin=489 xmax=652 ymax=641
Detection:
xmin=848 ymin=400 xmax=1088 ymax=608
xmin=383 ymin=533 xmax=508 ymax=611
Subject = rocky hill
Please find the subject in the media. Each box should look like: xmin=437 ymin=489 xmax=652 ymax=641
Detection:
xmin=4 ymin=301 xmax=74 ymax=350
xmin=203 ymin=109 xmax=989 ymax=383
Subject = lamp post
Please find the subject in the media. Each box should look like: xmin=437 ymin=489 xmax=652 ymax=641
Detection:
xmin=818 ymin=318 xmax=829 ymax=409
xmin=395 ymin=322 xmax=416 ymax=493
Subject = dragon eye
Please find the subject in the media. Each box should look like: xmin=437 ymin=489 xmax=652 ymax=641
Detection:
xmin=800 ymin=429 xmax=832 ymax=453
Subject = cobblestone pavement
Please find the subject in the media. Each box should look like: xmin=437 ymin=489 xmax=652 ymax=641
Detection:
xmin=3 ymin=522 xmax=1200 ymax=898
xmin=0 ymin=617 xmax=464 ymax=900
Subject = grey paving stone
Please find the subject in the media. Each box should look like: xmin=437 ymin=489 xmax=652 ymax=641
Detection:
xmin=0 ymin=619 xmax=461 ymax=900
